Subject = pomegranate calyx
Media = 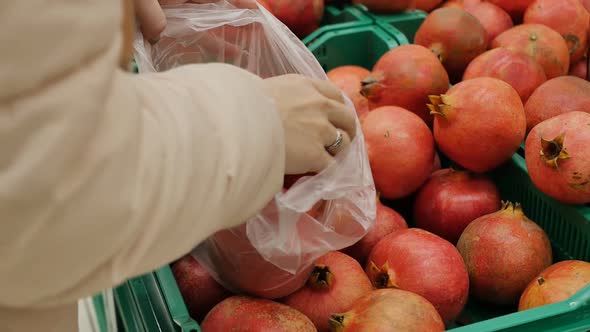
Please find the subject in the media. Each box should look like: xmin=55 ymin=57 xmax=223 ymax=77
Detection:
xmin=540 ymin=133 xmax=571 ymax=169
xmin=360 ymin=76 xmax=381 ymax=98
xmin=537 ymin=276 xmax=546 ymax=286
xmin=501 ymin=200 xmax=524 ymax=215
xmin=328 ymin=313 xmax=347 ymax=332
xmin=308 ymin=264 xmax=334 ymax=290
xmin=564 ymin=34 xmax=580 ymax=55
xmin=368 ymin=261 xmax=399 ymax=289
xmin=427 ymin=94 xmax=452 ymax=118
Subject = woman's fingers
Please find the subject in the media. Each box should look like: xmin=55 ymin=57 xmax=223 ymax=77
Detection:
xmin=310 ymin=78 xmax=357 ymax=141
xmin=310 ymin=78 xmax=346 ymax=104
xmin=135 ymin=0 xmax=168 ymax=43
xmin=324 ymin=129 xmax=352 ymax=156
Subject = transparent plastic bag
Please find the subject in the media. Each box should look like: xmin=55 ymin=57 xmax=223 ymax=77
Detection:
xmin=134 ymin=0 xmax=376 ymax=299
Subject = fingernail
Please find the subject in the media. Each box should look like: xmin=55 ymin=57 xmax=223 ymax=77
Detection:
xmin=148 ymin=36 xmax=160 ymax=45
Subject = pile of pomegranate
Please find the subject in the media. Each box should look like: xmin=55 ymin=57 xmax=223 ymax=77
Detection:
xmin=168 ymin=1 xmax=590 ymax=331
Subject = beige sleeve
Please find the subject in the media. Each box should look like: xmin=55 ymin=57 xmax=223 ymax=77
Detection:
xmin=0 ymin=0 xmax=285 ymax=308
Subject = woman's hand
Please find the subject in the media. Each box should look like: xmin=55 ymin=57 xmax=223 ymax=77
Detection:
xmin=134 ymin=0 xmax=261 ymax=43
xmin=264 ymin=75 xmax=357 ymax=175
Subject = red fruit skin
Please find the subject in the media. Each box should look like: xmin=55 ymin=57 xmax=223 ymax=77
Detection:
xmin=465 ymin=2 xmax=513 ymax=43
xmin=362 ymin=106 xmax=435 ymax=200
xmin=205 ymin=225 xmax=314 ymax=299
xmin=415 ymin=0 xmax=443 ymax=12
xmin=413 ymin=168 xmax=501 ymax=244
xmin=569 ymin=58 xmax=588 ymax=80
xmin=463 ymin=47 xmax=547 ymax=103
xmin=524 ymin=0 xmax=590 ymax=63
xmin=441 ymin=0 xmax=481 ymax=10
xmin=432 ymin=151 xmax=442 ymax=172
xmin=524 ymin=76 xmax=590 ymax=131
xmin=172 ymin=255 xmax=232 ymax=322
xmin=361 ymin=44 xmax=450 ymax=126
xmin=486 ymin=0 xmax=535 ymax=21
xmin=201 ymin=296 xmax=316 ymax=332
xmin=414 ymin=7 xmax=488 ymax=82
xmin=519 ymin=260 xmax=590 ymax=311
xmin=342 ymin=199 xmax=408 ymax=264
xmin=352 ymin=0 xmax=415 ymax=13
xmin=329 ymin=289 xmax=445 ymax=332
xmin=491 ymin=24 xmax=570 ymax=79
xmin=525 ymin=111 xmax=590 ymax=204
xmin=264 ymin=0 xmax=324 ymax=38
xmin=457 ymin=203 xmax=553 ymax=305
xmin=327 ymin=66 xmax=370 ymax=117
xmin=580 ymin=0 xmax=590 ymax=12
xmin=431 ymin=77 xmax=526 ymax=173
xmin=281 ymin=252 xmax=373 ymax=332
xmin=366 ymin=228 xmax=470 ymax=322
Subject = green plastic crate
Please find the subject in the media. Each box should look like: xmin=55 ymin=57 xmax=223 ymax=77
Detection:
xmin=118 ymin=13 xmax=590 ymax=332
xmin=371 ymin=10 xmax=427 ymax=43
xmin=304 ymin=25 xmax=404 ymax=72
xmin=446 ymin=153 xmax=590 ymax=331
xmin=114 ymin=266 xmax=200 ymax=332
xmin=114 ymin=153 xmax=590 ymax=332
xmin=304 ymin=4 xmax=374 ymax=42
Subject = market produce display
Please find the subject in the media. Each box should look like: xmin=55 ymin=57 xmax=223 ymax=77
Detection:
xmin=126 ymin=1 xmax=590 ymax=331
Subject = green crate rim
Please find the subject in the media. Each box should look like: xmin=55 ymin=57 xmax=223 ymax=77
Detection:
xmin=303 ymin=24 xmax=405 ymax=54
xmin=304 ymin=4 xmax=374 ymax=43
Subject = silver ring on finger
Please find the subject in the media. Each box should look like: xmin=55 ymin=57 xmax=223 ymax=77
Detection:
xmin=325 ymin=129 xmax=344 ymax=155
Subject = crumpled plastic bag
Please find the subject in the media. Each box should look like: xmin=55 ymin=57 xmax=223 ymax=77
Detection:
xmin=134 ymin=0 xmax=376 ymax=298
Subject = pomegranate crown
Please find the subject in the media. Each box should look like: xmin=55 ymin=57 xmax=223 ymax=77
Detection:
xmin=427 ymin=94 xmax=452 ymax=118
xmin=540 ymin=132 xmax=571 ymax=169
xmin=501 ymin=200 xmax=524 ymax=214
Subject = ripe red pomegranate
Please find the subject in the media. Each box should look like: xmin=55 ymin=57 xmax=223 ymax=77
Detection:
xmin=264 ymin=0 xmax=324 ymax=38
xmin=491 ymin=24 xmax=570 ymax=79
xmin=569 ymin=58 xmax=588 ymax=80
xmin=524 ymin=76 xmax=590 ymax=131
xmin=172 ymin=255 xmax=232 ymax=322
xmin=432 ymin=151 xmax=442 ymax=172
xmin=414 ymin=7 xmax=488 ymax=82
xmin=429 ymin=77 xmax=526 ymax=173
xmin=351 ymin=0 xmax=415 ymax=13
xmin=281 ymin=251 xmax=373 ymax=332
xmin=525 ymin=111 xmax=590 ymax=204
xmin=413 ymin=168 xmax=501 ymax=244
xmin=361 ymin=106 xmax=435 ymax=200
xmin=463 ymin=47 xmax=547 ymax=103
xmin=416 ymin=0 xmax=443 ymax=12
xmin=360 ymin=44 xmax=450 ymax=126
xmin=328 ymin=289 xmax=445 ymax=332
xmin=327 ymin=66 xmax=370 ymax=117
xmin=524 ymin=0 xmax=590 ymax=63
xmin=486 ymin=0 xmax=535 ymax=21
xmin=342 ymin=196 xmax=408 ymax=264
xmin=457 ymin=201 xmax=553 ymax=305
xmin=204 ymin=225 xmax=314 ymax=299
xmin=201 ymin=296 xmax=316 ymax=331
xmin=441 ymin=0 xmax=480 ymax=10
xmin=366 ymin=228 xmax=469 ymax=322
xmin=519 ymin=260 xmax=590 ymax=311
xmin=465 ymin=2 xmax=513 ymax=43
